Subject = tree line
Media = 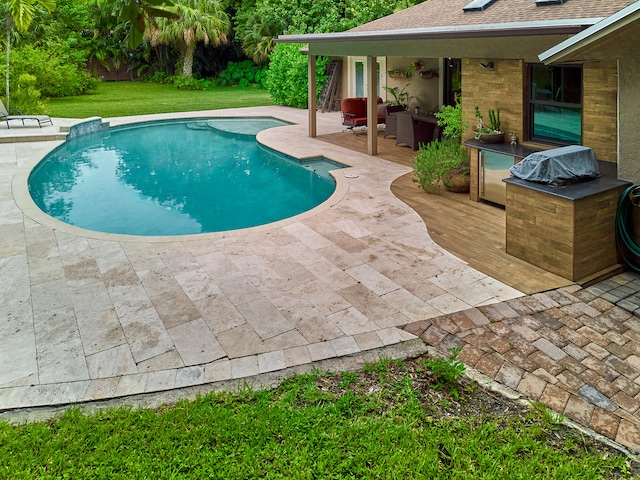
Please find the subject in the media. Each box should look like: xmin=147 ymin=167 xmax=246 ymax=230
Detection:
xmin=2 ymin=0 xmax=419 ymax=112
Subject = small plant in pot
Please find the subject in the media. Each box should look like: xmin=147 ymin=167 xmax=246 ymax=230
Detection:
xmin=413 ymin=101 xmax=470 ymax=193
xmin=383 ymin=84 xmax=412 ymax=108
xmin=474 ymin=106 xmax=503 ymax=143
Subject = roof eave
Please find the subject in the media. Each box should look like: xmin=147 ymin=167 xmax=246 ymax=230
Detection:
xmin=539 ymin=3 xmax=640 ymax=63
xmin=275 ymin=18 xmax=601 ymax=44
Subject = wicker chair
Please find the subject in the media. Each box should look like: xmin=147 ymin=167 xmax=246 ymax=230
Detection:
xmin=383 ymin=105 xmax=406 ymax=138
xmin=396 ymin=113 xmax=440 ymax=150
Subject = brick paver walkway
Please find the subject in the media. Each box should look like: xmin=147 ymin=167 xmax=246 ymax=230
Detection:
xmin=405 ymin=271 xmax=640 ymax=454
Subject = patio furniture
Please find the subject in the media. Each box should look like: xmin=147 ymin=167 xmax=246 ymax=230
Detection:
xmin=340 ymin=97 xmax=386 ymax=133
xmin=0 ymin=100 xmax=53 ymax=129
xmin=396 ymin=112 xmax=440 ymax=150
xmin=383 ymin=104 xmax=406 ymax=138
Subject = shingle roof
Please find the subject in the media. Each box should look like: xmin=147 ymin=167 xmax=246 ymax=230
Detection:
xmin=350 ymin=0 xmax=637 ymax=33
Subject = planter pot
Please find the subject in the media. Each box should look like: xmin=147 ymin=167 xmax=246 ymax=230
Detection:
xmin=478 ymin=132 xmax=504 ymax=144
xmin=443 ymin=166 xmax=470 ymax=193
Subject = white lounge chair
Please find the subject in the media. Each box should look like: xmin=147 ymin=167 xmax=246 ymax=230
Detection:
xmin=0 ymin=100 xmax=53 ymax=128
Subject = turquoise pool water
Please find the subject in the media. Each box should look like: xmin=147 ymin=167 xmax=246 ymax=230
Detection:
xmin=29 ymin=118 xmax=345 ymax=236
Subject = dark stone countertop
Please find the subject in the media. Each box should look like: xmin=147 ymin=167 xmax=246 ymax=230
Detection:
xmin=463 ymin=138 xmax=540 ymax=159
xmin=463 ymin=139 xmax=630 ymax=201
xmin=503 ymin=161 xmax=630 ymax=201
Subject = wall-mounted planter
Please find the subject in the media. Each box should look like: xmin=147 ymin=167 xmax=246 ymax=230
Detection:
xmin=419 ymin=69 xmax=439 ymax=79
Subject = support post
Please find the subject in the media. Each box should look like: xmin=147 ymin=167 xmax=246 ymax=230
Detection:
xmin=367 ymin=56 xmax=378 ymax=156
xmin=308 ymin=54 xmax=317 ymax=138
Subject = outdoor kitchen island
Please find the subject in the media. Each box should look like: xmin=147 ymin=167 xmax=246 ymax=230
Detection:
xmin=503 ymin=161 xmax=630 ymax=283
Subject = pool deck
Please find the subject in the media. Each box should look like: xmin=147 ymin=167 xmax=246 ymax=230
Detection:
xmin=1 ymin=107 xmax=640 ymax=455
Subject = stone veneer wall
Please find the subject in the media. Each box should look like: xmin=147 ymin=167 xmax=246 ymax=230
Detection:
xmin=66 ymin=117 xmax=109 ymax=140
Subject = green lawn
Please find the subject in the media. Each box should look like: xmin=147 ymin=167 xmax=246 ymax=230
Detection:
xmin=1 ymin=358 xmax=636 ymax=479
xmin=45 ymin=82 xmax=275 ymax=119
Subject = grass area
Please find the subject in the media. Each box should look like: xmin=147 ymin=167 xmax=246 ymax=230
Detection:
xmin=1 ymin=357 xmax=636 ymax=479
xmin=45 ymin=82 xmax=275 ymax=119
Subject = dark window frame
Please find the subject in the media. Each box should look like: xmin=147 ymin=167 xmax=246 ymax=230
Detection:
xmin=526 ymin=63 xmax=583 ymax=145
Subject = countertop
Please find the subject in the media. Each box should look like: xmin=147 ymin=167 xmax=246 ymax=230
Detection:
xmin=463 ymin=138 xmax=540 ymax=159
xmin=463 ymin=139 xmax=629 ymax=201
xmin=503 ymin=161 xmax=629 ymax=201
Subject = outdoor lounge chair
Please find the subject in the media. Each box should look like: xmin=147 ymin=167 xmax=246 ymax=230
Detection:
xmin=0 ymin=100 xmax=53 ymax=129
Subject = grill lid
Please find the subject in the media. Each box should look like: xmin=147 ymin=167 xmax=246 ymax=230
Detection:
xmin=509 ymin=145 xmax=599 ymax=186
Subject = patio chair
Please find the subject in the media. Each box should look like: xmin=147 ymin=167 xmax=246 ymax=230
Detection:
xmin=383 ymin=104 xmax=406 ymax=138
xmin=396 ymin=113 xmax=438 ymax=150
xmin=0 ymin=100 xmax=53 ymax=129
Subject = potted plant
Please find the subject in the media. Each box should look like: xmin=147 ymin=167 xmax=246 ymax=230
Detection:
xmin=413 ymin=101 xmax=470 ymax=193
xmin=474 ymin=106 xmax=503 ymax=143
xmin=383 ymin=84 xmax=412 ymax=108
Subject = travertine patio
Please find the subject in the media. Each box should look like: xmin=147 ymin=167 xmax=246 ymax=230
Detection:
xmin=0 ymin=106 xmax=523 ymax=413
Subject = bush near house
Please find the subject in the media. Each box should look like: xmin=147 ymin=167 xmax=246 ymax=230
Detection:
xmin=267 ymin=43 xmax=329 ymax=109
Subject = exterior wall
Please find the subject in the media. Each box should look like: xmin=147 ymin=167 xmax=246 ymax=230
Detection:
xmin=460 ymin=58 xmax=619 ymax=162
xmin=385 ymin=58 xmax=440 ymax=113
xmin=619 ymin=55 xmax=640 ymax=183
xmin=583 ymin=61 xmax=618 ymax=163
xmin=461 ymin=59 xmax=524 ymax=144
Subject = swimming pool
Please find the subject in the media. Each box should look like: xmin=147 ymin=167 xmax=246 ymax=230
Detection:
xmin=28 ymin=118 xmax=346 ymax=236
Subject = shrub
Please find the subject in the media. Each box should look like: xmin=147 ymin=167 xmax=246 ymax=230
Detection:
xmin=266 ymin=43 xmax=328 ymax=109
xmin=216 ymin=60 xmax=268 ymax=88
xmin=171 ymin=76 xmax=215 ymax=90
xmin=434 ymin=101 xmax=466 ymax=141
xmin=9 ymin=44 xmax=99 ymax=98
xmin=413 ymin=138 xmax=469 ymax=193
xmin=10 ymin=74 xmax=46 ymax=114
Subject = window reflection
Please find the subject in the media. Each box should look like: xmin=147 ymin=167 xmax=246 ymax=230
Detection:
xmin=530 ymin=65 xmax=582 ymax=144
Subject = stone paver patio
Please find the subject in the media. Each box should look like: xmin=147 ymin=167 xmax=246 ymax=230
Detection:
xmin=1 ymin=106 xmax=639 ymax=456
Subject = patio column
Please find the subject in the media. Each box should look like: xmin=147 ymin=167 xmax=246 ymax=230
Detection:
xmin=308 ymin=54 xmax=317 ymax=138
xmin=367 ymin=56 xmax=378 ymax=156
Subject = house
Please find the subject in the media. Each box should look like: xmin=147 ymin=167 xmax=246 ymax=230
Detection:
xmin=276 ymin=0 xmax=640 ymax=283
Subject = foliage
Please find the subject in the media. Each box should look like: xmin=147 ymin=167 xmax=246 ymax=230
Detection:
xmin=266 ymin=43 xmax=328 ymax=108
xmin=413 ymin=138 xmax=470 ymax=193
xmin=114 ymin=0 xmax=179 ymax=50
xmin=435 ymin=100 xmax=467 ymax=141
xmin=7 ymin=44 xmax=100 ymax=98
xmin=9 ymin=73 xmax=46 ymax=114
xmin=45 ymin=81 xmax=273 ymax=118
xmin=217 ymin=60 xmax=268 ymax=88
xmin=423 ymin=348 xmax=467 ymax=398
xmin=383 ymin=83 xmax=411 ymax=106
xmin=474 ymin=105 xmax=501 ymax=133
xmin=6 ymin=0 xmax=56 ymax=33
xmin=170 ymin=75 xmax=215 ymax=89
xmin=233 ymin=7 xmax=283 ymax=63
xmin=339 ymin=0 xmax=406 ymax=30
xmin=0 ymin=358 xmax=634 ymax=479
xmin=145 ymin=0 xmax=231 ymax=78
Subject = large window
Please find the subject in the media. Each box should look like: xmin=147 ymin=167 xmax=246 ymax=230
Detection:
xmin=529 ymin=64 xmax=582 ymax=144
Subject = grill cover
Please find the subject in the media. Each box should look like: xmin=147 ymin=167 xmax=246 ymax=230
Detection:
xmin=509 ymin=145 xmax=599 ymax=186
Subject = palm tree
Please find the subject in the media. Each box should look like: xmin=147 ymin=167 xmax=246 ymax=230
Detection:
xmin=5 ymin=0 xmax=55 ymax=108
xmin=146 ymin=0 xmax=229 ymax=78
xmin=236 ymin=12 xmax=281 ymax=64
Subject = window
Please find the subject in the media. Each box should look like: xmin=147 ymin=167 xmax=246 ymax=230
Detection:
xmin=529 ymin=64 xmax=582 ymax=144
